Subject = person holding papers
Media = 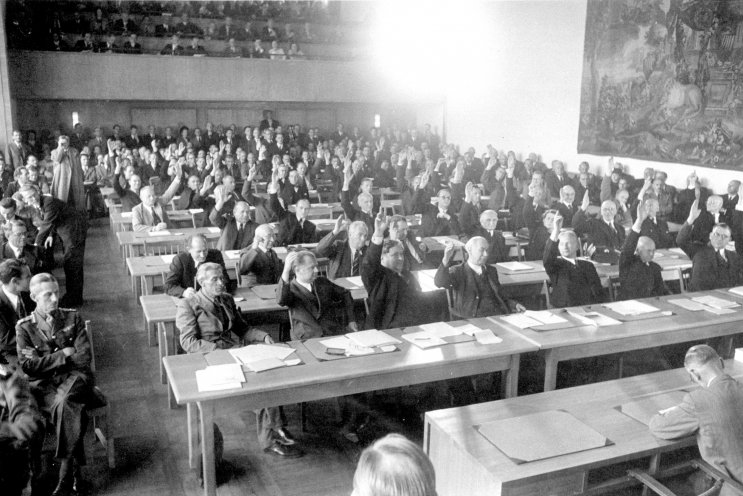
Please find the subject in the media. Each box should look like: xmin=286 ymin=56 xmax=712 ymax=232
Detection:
xmin=176 ymin=262 xmax=303 ymax=466
xmin=435 ymin=237 xmax=525 ymax=319
xmin=678 ymin=201 xmax=743 ymax=291
xmin=164 ymin=235 xmax=231 ymax=298
xmin=238 ymin=225 xmax=283 ymax=287
xmin=572 ymin=191 xmax=626 ymax=264
xmin=649 ymin=345 xmax=743 ymax=496
xmin=618 ymin=203 xmax=668 ymax=300
xmin=362 ymin=211 xmax=429 ymax=330
xmin=543 ymin=213 xmax=604 ymax=308
xmin=314 ymin=217 xmax=368 ymax=280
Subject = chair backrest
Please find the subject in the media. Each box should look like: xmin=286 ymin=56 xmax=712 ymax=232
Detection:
xmin=142 ymin=239 xmax=183 ymax=256
xmin=84 ymin=320 xmax=96 ymax=373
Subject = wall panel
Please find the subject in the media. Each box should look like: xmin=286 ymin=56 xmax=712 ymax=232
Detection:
xmin=131 ymin=108 xmax=198 ymax=131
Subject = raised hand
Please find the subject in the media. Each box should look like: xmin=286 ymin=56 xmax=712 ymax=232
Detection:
xmin=687 ymin=199 xmax=701 ymax=224
xmin=585 ymin=243 xmax=596 ymax=258
xmin=442 ymin=240 xmax=456 ymax=265
xmin=333 ymin=214 xmax=347 ymax=235
xmin=581 ymin=189 xmax=590 ymax=211
xmin=283 ymin=251 xmax=299 ymax=279
xmin=374 ymin=210 xmax=388 ymax=236
xmin=637 ymin=201 xmax=648 ymax=222
xmin=552 ymin=213 xmax=564 ymax=233
xmin=465 ymin=181 xmax=474 ymax=203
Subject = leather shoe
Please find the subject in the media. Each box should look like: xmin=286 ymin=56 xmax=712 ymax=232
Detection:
xmin=264 ymin=440 xmax=303 ymax=458
xmin=275 ymin=427 xmax=296 ymax=446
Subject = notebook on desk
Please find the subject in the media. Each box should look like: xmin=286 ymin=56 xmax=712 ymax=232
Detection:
xmin=618 ymin=390 xmax=687 ymax=426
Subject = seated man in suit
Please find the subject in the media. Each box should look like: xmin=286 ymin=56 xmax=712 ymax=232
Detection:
xmin=277 ymin=251 xmax=357 ymax=340
xmin=650 ymin=345 xmax=743 ymax=496
xmin=680 ymin=215 xmax=743 ymax=292
xmin=0 ymin=220 xmax=39 ymax=273
xmin=387 ymin=215 xmax=427 ymax=271
xmin=525 ymin=209 xmax=556 ymax=261
xmin=572 ymin=192 xmax=626 ymax=264
xmin=458 ymin=182 xmax=484 ymax=238
xmin=435 ymin=237 xmax=524 ymax=319
xmin=214 ymin=201 xmax=257 ymax=252
xmin=274 ymin=192 xmax=316 ymax=246
xmin=177 ymin=263 xmax=301 ymax=459
xmin=164 ymin=234 xmax=231 ymax=298
xmin=16 ymin=273 xmax=100 ymax=495
xmin=543 ymin=213 xmax=604 ymax=308
xmin=639 ymin=198 xmax=673 ymax=249
xmin=472 ymin=209 xmax=509 ymax=264
xmin=238 ymin=225 xmax=283 ymax=287
xmin=416 ymin=187 xmax=461 ymax=238
xmin=0 ymin=198 xmax=36 ymax=246
xmin=551 ymin=185 xmax=578 ymax=227
xmin=341 ymin=169 xmax=375 ymax=235
xmin=362 ymin=212 xmax=430 ymax=330
xmin=0 ymin=259 xmax=33 ymax=367
xmin=131 ymin=179 xmax=181 ymax=232
xmin=314 ymin=217 xmax=367 ymax=280
xmin=176 ymin=175 xmax=210 ymax=211
xmin=618 ymin=204 xmax=668 ymax=300
xmin=208 ymin=176 xmax=244 ymax=227
xmin=279 ymin=170 xmax=310 ymax=208
xmin=112 ymin=161 xmax=143 ymax=212
xmin=239 ymin=166 xmax=276 ymax=225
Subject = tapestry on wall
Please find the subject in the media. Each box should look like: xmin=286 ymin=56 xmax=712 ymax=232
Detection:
xmin=578 ymin=0 xmax=743 ymax=170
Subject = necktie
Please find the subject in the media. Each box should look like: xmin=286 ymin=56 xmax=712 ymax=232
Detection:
xmin=237 ymin=223 xmax=244 ymax=242
xmin=351 ymin=250 xmax=360 ymax=276
xmin=16 ymin=297 xmax=24 ymax=318
xmin=151 ymin=208 xmax=162 ymax=225
xmin=719 ymin=250 xmax=728 ymax=264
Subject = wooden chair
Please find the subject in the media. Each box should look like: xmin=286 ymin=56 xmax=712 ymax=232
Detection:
xmin=142 ymin=239 xmax=183 ymax=256
xmin=627 ymin=458 xmax=743 ymax=496
xmin=84 ymin=320 xmax=115 ymax=468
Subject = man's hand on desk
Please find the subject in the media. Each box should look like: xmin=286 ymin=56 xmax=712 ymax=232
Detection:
xmin=347 ymin=322 xmax=359 ymax=332
xmin=153 ymin=222 xmax=168 ymax=231
xmin=263 ymin=335 xmax=275 ymax=345
xmin=182 ymin=288 xmax=197 ymax=299
xmin=514 ymin=303 xmax=527 ymax=313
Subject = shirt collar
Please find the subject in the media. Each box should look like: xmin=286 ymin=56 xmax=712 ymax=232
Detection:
xmin=296 ymin=279 xmax=313 ymax=293
xmin=467 ymin=260 xmax=483 ymax=275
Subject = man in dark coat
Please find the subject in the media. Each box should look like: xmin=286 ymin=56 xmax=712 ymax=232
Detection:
xmin=164 ymin=235 xmax=231 ymax=297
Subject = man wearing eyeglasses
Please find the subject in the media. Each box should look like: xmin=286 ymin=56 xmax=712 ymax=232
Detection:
xmin=679 ymin=201 xmax=743 ymax=291
xmin=417 ymin=187 xmax=461 ymax=238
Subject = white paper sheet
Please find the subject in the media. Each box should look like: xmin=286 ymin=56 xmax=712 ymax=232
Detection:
xmin=418 ymin=322 xmax=462 ymax=338
xmin=224 ymin=250 xmax=241 ymax=259
xmin=474 ymin=329 xmax=503 ymax=344
xmin=344 ymin=276 xmax=363 ymax=287
xmin=244 ymin=357 xmax=287 ymax=372
xmin=429 ymin=236 xmax=465 ymax=247
xmin=121 ymin=211 xmax=133 ymax=218
xmin=161 ymin=254 xmax=176 ymax=264
xmin=402 ymin=331 xmax=447 ymax=349
xmin=228 ymin=344 xmax=296 ymax=365
xmin=346 ymin=329 xmax=401 ymax=348
xmin=195 ymin=364 xmax=245 ymax=392
xmin=273 ymin=247 xmax=288 ymax=255
xmin=603 ymin=300 xmax=660 ymax=315
xmin=453 ymin=323 xmax=482 ymax=336
xmin=567 ymin=310 xmax=621 ymax=326
xmin=524 ymin=310 xmax=568 ymax=325
xmin=207 ymin=227 xmax=221 ymax=233
xmin=667 ymin=298 xmax=707 ymax=311
xmin=147 ymin=230 xmax=172 ymax=236
xmin=728 ymin=286 xmax=743 ymax=297
xmin=498 ymin=314 xmax=542 ymax=329
xmin=189 ymin=208 xmax=204 ymax=214
xmin=691 ymin=295 xmax=739 ymax=309
xmin=497 ymin=262 xmax=533 ymax=271
xmin=319 ymin=336 xmax=352 ymax=350
xmin=668 ymin=248 xmax=686 ymax=255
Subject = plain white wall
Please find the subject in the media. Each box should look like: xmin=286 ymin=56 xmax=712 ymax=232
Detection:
xmin=444 ymin=0 xmax=743 ymax=193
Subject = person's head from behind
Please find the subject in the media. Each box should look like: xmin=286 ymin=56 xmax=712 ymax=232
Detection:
xmin=293 ymin=250 xmax=317 ymax=284
xmin=187 ymin=234 xmax=208 ymax=265
xmin=195 ymin=262 xmax=224 ymax=298
xmin=710 ymin=223 xmax=731 ymax=251
xmin=29 ymin=273 xmax=59 ymax=316
xmin=558 ymin=230 xmax=578 ymax=259
xmin=351 ymin=433 xmax=436 ymax=496
xmin=0 ymin=258 xmax=31 ymax=294
xmin=480 ymin=210 xmax=498 ymax=232
xmin=684 ymin=344 xmax=724 ymax=387
xmin=348 ymin=221 xmax=368 ymax=251
xmin=253 ymin=224 xmax=275 ymax=250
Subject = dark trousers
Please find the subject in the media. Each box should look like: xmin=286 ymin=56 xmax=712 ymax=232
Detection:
xmin=52 ymin=211 xmax=88 ymax=304
xmin=37 ymin=374 xmax=93 ymax=462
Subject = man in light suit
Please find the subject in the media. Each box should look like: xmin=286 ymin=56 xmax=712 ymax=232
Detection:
xmin=650 ymin=345 xmax=743 ymax=496
xmin=276 ymin=251 xmax=357 ymax=340
xmin=131 ymin=171 xmax=181 ymax=232
xmin=176 ymin=263 xmax=302 ymax=462
xmin=7 ymin=130 xmax=28 ymax=171
xmin=238 ymin=225 xmax=283 ymax=287
xmin=214 ymin=201 xmax=257 ymax=252
xmin=50 ymin=135 xmax=86 ymax=213
xmin=164 ymin=235 xmax=231 ymax=298
xmin=314 ymin=218 xmax=367 ymax=280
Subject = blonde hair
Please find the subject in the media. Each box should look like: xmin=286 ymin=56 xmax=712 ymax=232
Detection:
xmin=352 ymin=434 xmax=436 ymax=496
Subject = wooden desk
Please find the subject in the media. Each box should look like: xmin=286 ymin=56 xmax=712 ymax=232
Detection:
xmin=491 ymin=289 xmax=742 ymax=391
xmin=425 ymin=359 xmax=743 ymax=496
xmin=111 ymin=209 xmax=200 ymax=232
xmin=116 ymin=227 xmax=221 ymax=260
xmin=163 ymin=318 xmax=538 ymax=496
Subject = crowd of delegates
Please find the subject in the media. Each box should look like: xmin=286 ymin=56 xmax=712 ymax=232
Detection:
xmin=4 ymin=112 xmax=743 ymax=491
xmin=8 ymin=0 xmax=352 ymax=60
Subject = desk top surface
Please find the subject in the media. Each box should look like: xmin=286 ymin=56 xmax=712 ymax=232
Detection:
xmin=163 ymin=317 xmax=538 ymax=405
xmin=425 ymin=359 xmax=743 ymax=485
xmin=117 ymin=227 xmax=222 ymax=245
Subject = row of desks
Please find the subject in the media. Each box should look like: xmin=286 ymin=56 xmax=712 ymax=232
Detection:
xmin=164 ymin=288 xmax=743 ymax=496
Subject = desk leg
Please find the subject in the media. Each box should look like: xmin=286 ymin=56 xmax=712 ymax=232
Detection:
xmin=502 ymin=354 xmax=521 ymax=398
xmin=144 ymin=312 xmax=155 ymax=347
xmin=143 ymin=275 xmax=154 ymax=296
xmin=198 ymin=401 xmax=216 ymax=496
xmin=544 ymin=349 xmax=559 ymax=392
xmin=158 ymin=323 xmax=169 ymax=385
xmin=188 ymin=403 xmax=198 ymax=469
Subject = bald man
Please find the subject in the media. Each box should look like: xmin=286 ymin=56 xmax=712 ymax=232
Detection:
xmin=435 ymin=236 xmax=524 ymax=319
xmin=650 ymin=345 xmax=743 ymax=496
xmin=543 ymin=213 xmax=604 ymax=308
xmin=572 ymin=191 xmax=626 ymax=264
xmin=618 ymin=203 xmax=667 ymax=300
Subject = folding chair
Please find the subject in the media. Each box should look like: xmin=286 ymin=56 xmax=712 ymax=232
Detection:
xmin=84 ymin=320 xmax=115 ymax=468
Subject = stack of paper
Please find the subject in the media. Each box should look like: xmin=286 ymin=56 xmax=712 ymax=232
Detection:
xmin=402 ymin=332 xmax=447 ymax=349
xmin=147 ymin=230 xmax=172 ymax=236
xmin=604 ymin=300 xmax=660 ymax=316
xmin=228 ymin=344 xmax=297 ymax=372
xmin=346 ymin=329 xmax=401 ymax=348
xmin=498 ymin=314 xmax=542 ymax=329
xmin=472 ymin=329 xmax=503 ymax=344
xmin=418 ymin=322 xmax=462 ymax=338
xmin=524 ymin=310 xmax=568 ymax=325
xmin=691 ymin=295 xmax=739 ymax=310
xmin=667 ymin=299 xmax=707 ymax=312
xmin=195 ymin=364 xmax=245 ymax=392
xmin=318 ymin=335 xmax=383 ymax=356
xmin=567 ymin=309 xmax=621 ymax=326
xmin=728 ymin=287 xmax=743 ymax=297
xmin=224 ymin=250 xmax=241 ymax=259
xmin=496 ymin=261 xmax=533 ymax=272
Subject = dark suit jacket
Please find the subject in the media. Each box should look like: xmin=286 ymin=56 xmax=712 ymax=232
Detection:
xmin=552 ymin=201 xmax=578 ymax=227
xmin=113 ymin=173 xmax=142 ymax=212
xmin=689 ymin=245 xmax=743 ymax=292
xmin=472 ymin=227 xmax=509 ymax=264
xmin=271 ymin=192 xmax=316 ymax=245
xmin=160 ymin=43 xmax=185 ymax=55
xmin=417 ymin=202 xmax=461 ymax=238
xmin=240 ymin=181 xmax=276 ymax=224
xmin=0 ymin=242 xmax=39 ymax=273
xmin=176 ymin=187 xmax=209 ymax=211
xmin=618 ymin=230 xmax=667 ymax=300
xmin=545 ymin=171 xmax=573 ymax=199
xmin=216 ymin=218 xmax=257 ymax=252
xmin=7 ymin=142 xmax=28 ymax=171
xmin=459 ymin=202 xmax=483 ymax=238
xmin=361 ymin=241 xmax=425 ymax=330
xmin=276 ymin=277 xmax=355 ymax=340
xmin=0 ymin=289 xmax=33 ymax=365
xmin=543 ymin=239 xmax=604 ymax=308
xmin=434 ymin=262 xmax=515 ymax=318
xmin=314 ymin=231 xmax=366 ymax=280
xmin=238 ymin=247 xmax=283 ymax=287
xmin=164 ymin=250 xmax=231 ymax=297
xmin=572 ymin=209 xmax=626 ymax=264
xmin=526 ymin=225 xmax=550 ymax=261
xmin=640 ymin=217 xmax=673 ymax=249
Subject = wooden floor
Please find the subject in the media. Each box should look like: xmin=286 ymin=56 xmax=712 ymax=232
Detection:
xmin=38 ymin=218 xmax=699 ymax=496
